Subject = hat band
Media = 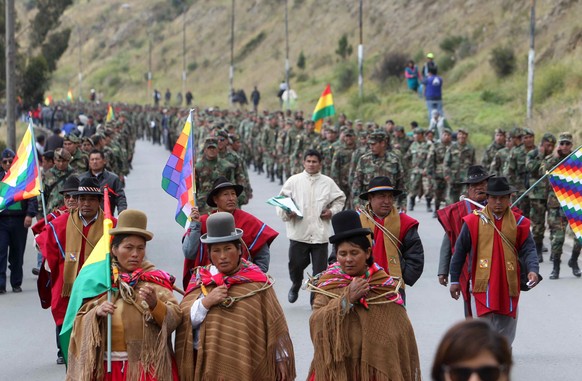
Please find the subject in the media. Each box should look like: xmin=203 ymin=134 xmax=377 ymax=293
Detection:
xmin=368 ymin=186 xmax=395 ymax=193
xmin=78 ymin=186 xmax=101 ymax=192
xmin=467 ymin=173 xmax=487 ymax=181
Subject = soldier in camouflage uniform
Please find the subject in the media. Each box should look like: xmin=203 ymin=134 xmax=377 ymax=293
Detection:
xmin=292 ymin=120 xmax=320 ymax=174
xmin=276 ymin=118 xmax=293 ymax=184
xmin=489 ymin=132 xmax=517 ymax=176
xmin=427 ymin=127 xmax=453 ymax=217
xmin=63 ymin=134 xmax=88 ymax=174
xmin=250 ymin=115 xmax=264 ymax=173
xmin=260 ymin=116 xmax=279 ymax=182
xmin=392 ymin=125 xmax=412 ymax=154
xmin=284 ymin=116 xmax=304 ymax=176
xmin=503 ymin=128 xmax=535 ymax=216
xmin=542 ymin=132 xmax=574 ymax=279
xmin=41 ymin=148 xmax=74 ymax=212
xmin=238 ymin=112 xmax=255 ymax=166
xmin=481 ymin=128 xmax=506 ymax=169
xmin=195 ymin=138 xmax=236 ymax=214
xmin=317 ymin=125 xmax=339 ymax=176
xmin=216 ymin=130 xmax=252 ymax=205
xmin=405 ymin=127 xmax=432 ymax=212
xmin=348 ymin=131 xmax=369 ymax=186
xmin=444 ymin=128 xmax=475 ymax=205
xmin=352 ymin=129 xmax=407 ymax=210
xmin=525 ymin=132 xmax=556 ymax=263
xmin=330 ymin=128 xmax=357 ymax=209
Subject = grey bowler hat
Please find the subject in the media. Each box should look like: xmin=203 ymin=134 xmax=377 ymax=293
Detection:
xmin=200 ymin=212 xmax=243 ymax=244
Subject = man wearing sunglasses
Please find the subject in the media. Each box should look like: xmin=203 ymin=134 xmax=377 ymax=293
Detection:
xmin=543 ymin=132 xmax=577 ymax=279
xmin=0 ymin=149 xmax=38 ymax=294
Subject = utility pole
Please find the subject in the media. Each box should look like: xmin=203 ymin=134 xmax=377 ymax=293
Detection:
xmin=77 ymin=25 xmax=83 ymax=101
xmin=148 ymin=32 xmax=152 ymax=104
xmin=5 ymin=0 xmax=16 ymax=149
xmin=526 ymin=0 xmax=535 ymax=120
xmin=229 ymin=0 xmax=235 ymax=106
xmin=182 ymin=5 xmax=187 ymax=101
xmin=358 ymin=0 xmax=364 ymax=98
xmin=284 ymin=0 xmax=290 ymax=110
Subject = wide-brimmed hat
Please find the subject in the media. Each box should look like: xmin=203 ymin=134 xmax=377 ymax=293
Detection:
xmin=200 ymin=212 xmax=243 ymax=244
xmin=329 ymin=210 xmax=371 ymax=244
xmin=59 ymin=175 xmax=80 ymax=194
xmin=359 ymin=176 xmax=402 ymax=200
xmin=485 ymin=176 xmax=516 ymax=196
xmin=461 ymin=165 xmax=494 ymax=185
xmin=110 ymin=209 xmax=154 ymax=241
xmin=206 ymin=177 xmax=244 ymax=207
xmin=71 ymin=177 xmax=103 ymax=196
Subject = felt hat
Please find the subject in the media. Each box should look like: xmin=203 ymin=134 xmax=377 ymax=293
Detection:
xmin=461 ymin=165 xmax=494 ymax=184
xmin=72 ymin=177 xmax=103 ymax=196
xmin=109 ymin=209 xmax=154 ymax=241
xmin=359 ymin=176 xmax=402 ymax=200
xmin=200 ymin=212 xmax=243 ymax=244
xmin=206 ymin=177 xmax=244 ymax=207
xmin=485 ymin=176 xmax=516 ymax=196
xmin=59 ymin=175 xmax=80 ymax=195
xmin=329 ymin=210 xmax=372 ymax=244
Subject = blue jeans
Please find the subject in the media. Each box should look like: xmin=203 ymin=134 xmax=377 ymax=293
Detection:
xmin=426 ymin=100 xmax=444 ymax=121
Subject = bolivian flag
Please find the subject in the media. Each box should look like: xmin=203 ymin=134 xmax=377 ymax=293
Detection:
xmin=59 ymin=217 xmax=114 ymax=364
xmin=106 ymin=104 xmax=115 ymax=122
xmin=312 ymin=84 xmax=336 ymax=133
xmin=67 ymin=89 xmax=73 ymax=102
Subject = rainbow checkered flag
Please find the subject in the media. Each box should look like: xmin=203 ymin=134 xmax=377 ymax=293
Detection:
xmin=161 ymin=112 xmax=195 ymax=227
xmin=549 ymin=145 xmax=582 ymax=243
xmin=0 ymin=121 xmax=41 ymax=210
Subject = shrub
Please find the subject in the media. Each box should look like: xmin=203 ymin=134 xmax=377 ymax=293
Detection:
xmin=41 ymin=28 xmax=71 ymax=72
xmin=19 ymin=55 xmax=50 ymax=106
xmin=489 ymin=46 xmax=516 ymax=78
xmin=335 ymin=34 xmax=353 ymax=60
xmin=237 ymin=31 xmax=266 ymax=62
xmin=440 ymin=35 xmax=465 ymax=54
xmin=334 ymin=62 xmax=356 ymax=92
xmin=188 ymin=61 xmax=198 ymax=72
xmin=438 ymin=55 xmax=456 ymax=72
xmin=534 ymin=65 xmax=566 ymax=104
xmin=372 ymin=52 xmax=408 ymax=84
xmin=296 ymin=72 xmax=309 ymax=82
xmin=297 ymin=51 xmax=306 ymax=70
xmin=480 ymin=90 xmax=508 ymax=105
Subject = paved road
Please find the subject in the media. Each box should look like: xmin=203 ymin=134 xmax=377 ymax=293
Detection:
xmin=1 ymin=139 xmax=581 ymax=380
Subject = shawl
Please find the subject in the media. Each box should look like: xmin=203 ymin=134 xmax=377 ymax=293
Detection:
xmin=185 ymin=258 xmax=269 ymax=294
xmin=308 ymin=265 xmax=421 ymax=381
xmin=62 ymin=210 xmax=105 ymax=296
xmin=175 ymin=261 xmax=295 ymax=381
xmin=359 ymin=205 xmax=418 ymax=281
xmin=182 ymin=209 xmax=279 ymax=288
xmin=66 ymin=260 xmax=181 ymax=381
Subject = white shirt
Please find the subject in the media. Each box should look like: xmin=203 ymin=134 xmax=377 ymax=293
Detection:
xmin=276 ymin=170 xmax=345 ymax=244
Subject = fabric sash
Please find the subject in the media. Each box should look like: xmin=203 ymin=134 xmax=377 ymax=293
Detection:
xmin=117 ymin=267 xmax=176 ymax=292
xmin=62 ymin=210 xmax=104 ymax=297
xmin=474 ymin=206 xmax=519 ymax=296
xmin=185 ymin=259 xmax=269 ymax=295
xmin=359 ymin=205 xmax=403 ymax=279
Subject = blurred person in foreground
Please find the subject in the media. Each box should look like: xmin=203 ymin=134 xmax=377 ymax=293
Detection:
xmin=306 ymin=210 xmax=420 ymax=381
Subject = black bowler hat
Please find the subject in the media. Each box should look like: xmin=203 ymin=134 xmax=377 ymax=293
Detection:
xmin=485 ymin=176 xmax=516 ymax=196
xmin=329 ymin=210 xmax=372 ymax=244
xmin=206 ymin=177 xmax=244 ymax=207
xmin=59 ymin=175 xmax=80 ymax=195
xmin=461 ymin=165 xmax=494 ymax=185
xmin=358 ymin=176 xmax=402 ymax=200
xmin=72 ymin=177 xmax=103 ymax=196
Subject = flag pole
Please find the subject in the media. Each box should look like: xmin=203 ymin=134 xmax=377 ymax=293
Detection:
xmin=190 ymin=109 xmax=197 ymax=207
xmin=511 ymin=144 xmax=582 ymax=208
xmin=28 ymin=113 xmax=48 ymax=222
xmin=103 ymin=186 xmax=113 ymax=373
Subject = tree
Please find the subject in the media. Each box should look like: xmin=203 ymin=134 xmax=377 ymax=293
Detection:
xmin=30 ymin=0 xmax=73 ymax=48
xmin=297 ymin=50 xmax=306 ymax=70
xmin=41 ymin=28 xmax=72 ymax=71
xmin=335 ymin=34 xmax=353 ymax=60
xmin=19 ymin=56 xmax=50 ymax=107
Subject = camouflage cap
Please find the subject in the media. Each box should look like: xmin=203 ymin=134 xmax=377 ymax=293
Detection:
xmin=393 ymin=125 xmax=405 ymax=132
xmin=344 ymin=128 xmax=356 ymax=136
xmin=357 ymin=130 xmax=368 ymax=138
xmin=82 ymin=136 xmax=95 ymax=146
xmin=64 ymin=134 xmax=81 ymax=144
xmin=457 ymin=128 xmax=469 ymax=135
xmin=509 ymin=127 xmax=524 ymax=138
xmin=203 ymin=137 xmax=218 ymax=149
xmin=523 ymin=128 xmax=535 ymax=136
xmin=325 ymin=125 xmax=338 ymax=132
xmin=494 ymin=128 xmax=506 ymax=135
xmin=355 ymin=119 xmax=363 ymax=125
xmin=229 ymin=133 xmax=240 ymax=142
xmin=285 ymin=118 xmax=294 ymax=125
xmin=216 ymin=130 xmax=229 ymax=139
xmin=558 ymin=132 xmax=573 ymax=143
xmin=368 ymin=129 xmax=387 ymax=143
xmin=541 ymin=133 xmax=556 ymax=144
xmin=54 ymin=148 xmax=72 ymax=161
xmin=442 ymin=127 xmax=453 ymax=135
xmin=413 ymin=127 xmax=425 ymax=135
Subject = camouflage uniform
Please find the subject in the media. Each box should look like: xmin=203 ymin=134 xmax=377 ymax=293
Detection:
xmin=317 ymin=134 xmax=339 ymax=176
xmin=405 ymin=128 xmax=431 ymax=211
xmin=481 ymin=141 xmax=505 ymax=170
xmin=444 ymin=135 xmax=475 ymax=205
xmin=68 ymin=148 xmax=89 ymax=174
xmin=250 ymin=118 xmax=264 ymax=173
xmin=489 ymin=147 xmax=510 ymax=177
xmin=196 ymin=157 xmax=236 ymax=214
xmin=42 ymin=166 xmax=74 ymax=212
xmin=260 ymin=119 xmax=279 ymax=182
xmin=503 ymin=137 xmax=534 ymax=217
xmin=275 ymin=120 xmax=291 ymax=182
xmin=348 ymin=131 xmax=369 ymax=186
xmin=427 ymin=138 xmax=452 ymax=213
xmin=330 ymin=135 xmax=356 ymax=209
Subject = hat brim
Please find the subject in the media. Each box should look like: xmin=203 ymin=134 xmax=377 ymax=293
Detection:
xmin=329 ymin=228 xmax=372 ymax=244
xmin=461 ymin=174 xmax=494 ymax=185
xmin=70 ymin=190 xmax=103 ymax=196
xmin=359 ymin=186 xmax=403 ymax=200
xmin=109 ymin=227 xmax=154 ymax=241
xmin=200 ymin=228 xmax=243 ymax=244
xmin=59 ymin=187 xmax=79 ymax=194
xmin=206 ymin=183 xmax=244 ymax=207
xmin=486 ymin=187 xmax=517 ymax=196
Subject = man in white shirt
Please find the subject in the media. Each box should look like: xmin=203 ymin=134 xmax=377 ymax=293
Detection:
xmin=277 ymin=149 xmax=346 ymax=303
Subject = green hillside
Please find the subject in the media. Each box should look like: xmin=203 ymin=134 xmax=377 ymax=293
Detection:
xmin=19 ymin=0 xmax=582 ymax=146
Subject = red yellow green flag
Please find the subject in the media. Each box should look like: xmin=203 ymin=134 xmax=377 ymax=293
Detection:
xmin=311 ymin=84 xmax=336 ymax=133
xmin=106 ymin=104 xmax=115 ymax=122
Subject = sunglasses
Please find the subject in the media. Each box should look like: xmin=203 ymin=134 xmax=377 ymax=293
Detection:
xmin=559 ymin=141 xmax=572 ymax=146
xmin=2 ymin=160 xmax=13 ymax=165
xmin=218 ymin=138 xmax=226 ymax=142
xmin=443 ymin=365 xmax=506 ymax=381
xmin=64 ymin=194 xmax=75 ymax=199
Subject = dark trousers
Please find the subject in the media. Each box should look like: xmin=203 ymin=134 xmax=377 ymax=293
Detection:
xmin=288 ymin=240 xmax=328 ymax=289
xmin=0 ymin=216 xmax=28 ymax=290
xmin=56 ymin=324 xmax=63 ymax=357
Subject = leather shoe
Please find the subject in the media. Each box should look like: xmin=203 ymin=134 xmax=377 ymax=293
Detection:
xmin=32 ymin=267 xmax=40 ymax=276
xmin=288 ymin=288 xmax=299 ymax=303
xmin=568 ymin=259 xmax=581 ymax=277
xmin=56 ymin=355 xmax=65 ymax=365
xmin=12 ymin=286 xmax=22 ymax=293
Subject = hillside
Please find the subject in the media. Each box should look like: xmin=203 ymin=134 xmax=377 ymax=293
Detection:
xmin=21 ymin=0 xmax=582 ymax=145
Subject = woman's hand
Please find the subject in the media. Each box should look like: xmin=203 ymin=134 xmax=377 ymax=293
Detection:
xmin=138 ymin=284 xmax=158 ymax=310
xmin=201 ymin=285 xmax=228 ymax=309
xmin=348 ymin=277 xmax=370 ymax=304
xmin=189 ymin=206 xmax=201 ymax=223
xmin=96 ymin=301 xmax=116 ymax=317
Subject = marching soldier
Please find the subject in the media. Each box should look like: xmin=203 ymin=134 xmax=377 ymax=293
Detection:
xmin=444 ymin=128 xmax=475 ymax=205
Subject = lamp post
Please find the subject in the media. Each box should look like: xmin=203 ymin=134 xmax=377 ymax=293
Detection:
xmin=526 ymin=0 xmax=535 ymax=120
xmin=229 ymin=0 xmax=235 ymax=106
xmin=358 ymin=0 xmax=364 ymax=98
xmin=284 ymin=0 xmax=290 ymax=110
